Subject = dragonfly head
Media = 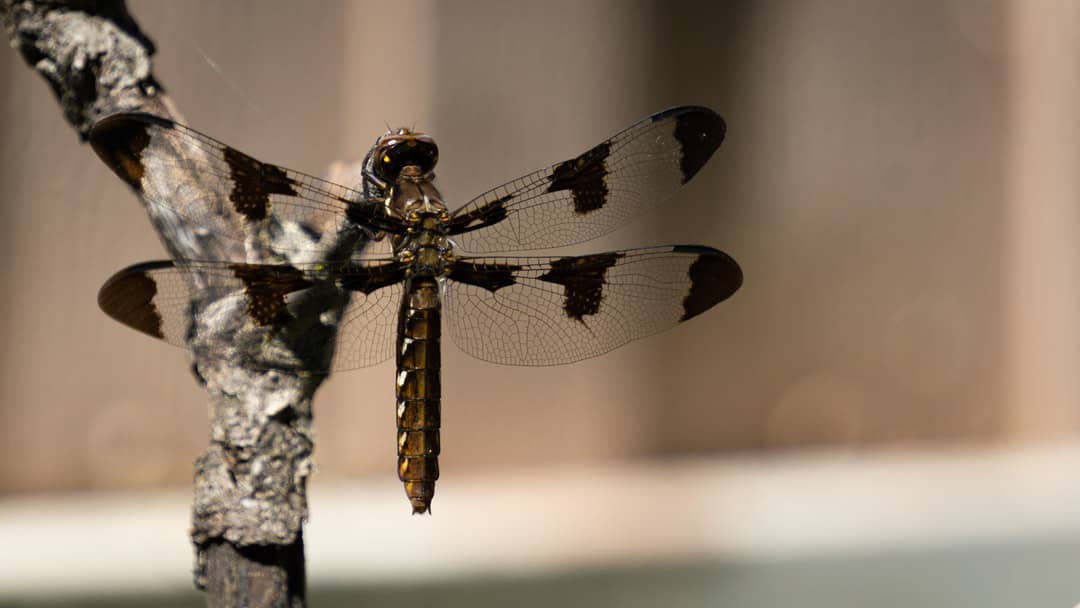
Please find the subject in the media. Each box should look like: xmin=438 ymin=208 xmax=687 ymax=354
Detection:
xmin=371 ymin=127 xmax=439 ymax=184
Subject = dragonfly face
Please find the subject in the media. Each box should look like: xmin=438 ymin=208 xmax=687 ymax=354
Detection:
xmin=368 ymin=127 xmax=439 ymax=188
xmin=92 ymin=107 xmax=742 ymax=513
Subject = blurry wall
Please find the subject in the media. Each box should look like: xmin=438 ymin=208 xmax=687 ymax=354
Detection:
xmin=0 ymin=0 xmax=1075 ymax=495
xmin=1005 ymin=0 xmax=1080 ymax=436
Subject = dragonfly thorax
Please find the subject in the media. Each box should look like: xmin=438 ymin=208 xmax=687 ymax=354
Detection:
xmin=395 ymin=211 xmax=452 ymax=276
xmin=386 ymin=165 xmax=447 ymax=218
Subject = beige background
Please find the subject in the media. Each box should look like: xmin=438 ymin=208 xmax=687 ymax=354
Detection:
xmin=0 ymin=0 xmax=1076 ymax=496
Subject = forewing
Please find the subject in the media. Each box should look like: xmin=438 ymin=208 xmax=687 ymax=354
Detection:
xmin=448 ymin=106 xmax=725 ymax=253
xmin=89 ymin=113 xmax=397 ymax=258
xmin=444 ymin=245 xmax=742 ymax=365
xmin=97 ymin=259 xmax=404 ymax=371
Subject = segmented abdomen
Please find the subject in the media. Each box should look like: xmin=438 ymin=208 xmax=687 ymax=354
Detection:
xmin=396 ymin=276 xmax=441 ymax=514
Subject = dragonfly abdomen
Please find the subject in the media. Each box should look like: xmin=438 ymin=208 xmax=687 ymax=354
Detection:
xmin=396 ymin=276 xmax=442 ymax=514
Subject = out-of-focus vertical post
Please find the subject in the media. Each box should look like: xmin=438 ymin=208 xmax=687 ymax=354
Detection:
xmin=340 ymin=1 xmax=438 ymax=149
xmin=1005 ymin=0 xmax=1080 ymax=437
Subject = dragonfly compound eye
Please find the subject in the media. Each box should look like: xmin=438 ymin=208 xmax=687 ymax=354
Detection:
xmin=375 ymin=134 xmax=439 ymax=182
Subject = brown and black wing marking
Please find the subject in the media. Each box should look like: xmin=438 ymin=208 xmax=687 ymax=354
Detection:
xmin=444 ymin=245 xmax=742 ymax=365
xmin=97 ymin=258 xmax=408 ymax=372
xmin=89 ymin=113 xmax=406 ymax=258
xmin=447 ymin=106 xmax=725 ymax=253
xmin=98 ymin=260 xmax=195 ymax=346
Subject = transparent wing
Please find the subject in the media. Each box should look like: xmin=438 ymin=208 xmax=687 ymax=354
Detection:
xmin=89 ymin=113 xmax=398 ymax=258
xmin=329 ymin=282 xmax=402 ymax=371
xmin=444 ymin=245 xmax=741 ymax=366
xmin=97 ymin=259 xmax=405 ymax=371
xmin=448 ymin=106 xmax=725 ymax=253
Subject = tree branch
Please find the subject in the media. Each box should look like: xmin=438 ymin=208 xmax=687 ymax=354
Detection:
xmin=2 ymin=0 xmax=163 ymax=134
xmin=2 ymin=2 xmax=318 ymax=605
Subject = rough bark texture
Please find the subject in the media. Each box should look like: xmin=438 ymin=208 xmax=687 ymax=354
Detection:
xmin=1 ymin=0 xmax=163 ymax=134
xmin=2 ymin=2 xmax=320 ymax=605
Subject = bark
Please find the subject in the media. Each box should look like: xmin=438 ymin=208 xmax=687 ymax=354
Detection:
xmin=2 ymin=2 xmax=321 ymax=605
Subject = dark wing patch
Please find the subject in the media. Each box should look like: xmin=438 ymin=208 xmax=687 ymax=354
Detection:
xmin=229 ymin=263 xmax=313 ymax=328
xmin=546 ymin=142 xmax=610 ymax=214
xmin=222 ymin=147 xmax=298 ymax=220
xmin=97 ymin=259 xmax=406 ymax=370
xmin=448 ymin=106 xmax=726 ymax=253
xmin=446 ymin=259 xmax=521 ymax=292
xmin=536 ymin=252 xmax=622 ymax=323
xmin=666 ymin=107 xmax=727 ymax=183
xmin=97 ymin=260 xmax=172 ymax=339
xmin=88 ymin=114 xmax=165 ymax=191
xmin=675 ymin=244 xmax=744 ymax=321
xmin=444 ymin=246 xmax=740 ymax=365
xmin=445 ymin=194 xmax=511 ymax=235
xmin=88 ymin=112 xmax=397 ymax=256
xmin=337 ymin=260 xmax=410 ymax=295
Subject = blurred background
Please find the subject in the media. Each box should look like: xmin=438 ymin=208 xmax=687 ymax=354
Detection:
xmin=2 ymin=0 xmax=1080 ymax=606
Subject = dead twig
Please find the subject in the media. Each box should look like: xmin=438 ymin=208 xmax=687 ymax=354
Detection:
xmin=2 ymin=2 xmax=321 ymax=605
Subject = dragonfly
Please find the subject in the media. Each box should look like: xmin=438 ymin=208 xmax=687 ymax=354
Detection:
xmin=91 ymin=106 xmax=742 ymax=513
